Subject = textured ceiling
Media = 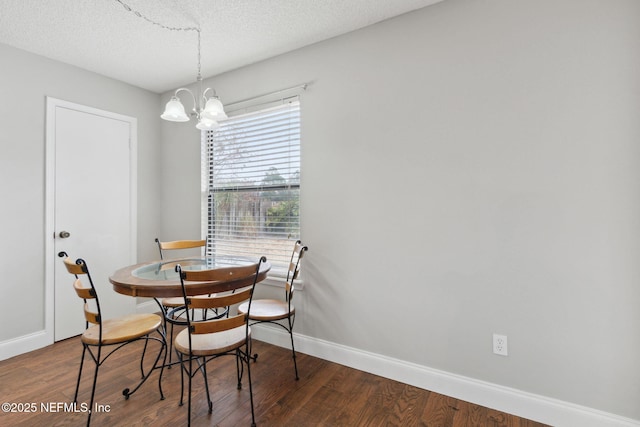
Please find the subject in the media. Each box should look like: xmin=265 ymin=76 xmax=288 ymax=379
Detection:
xmin=0 ymin=0 xmax=444 ymax=93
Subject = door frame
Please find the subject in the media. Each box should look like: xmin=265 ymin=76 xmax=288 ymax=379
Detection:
xmin=44 ymin=97 xmax=138 ymax=344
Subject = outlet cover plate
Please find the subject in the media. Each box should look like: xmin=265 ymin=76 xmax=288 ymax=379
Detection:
xmin=493 ymin=334 xmax=508 ymax=356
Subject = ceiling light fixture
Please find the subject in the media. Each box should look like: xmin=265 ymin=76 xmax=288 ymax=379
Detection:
xmin=116 ymin=0 xmax=227 ymax=130
xmin=161 ymin=29 xmax=227 ymax=130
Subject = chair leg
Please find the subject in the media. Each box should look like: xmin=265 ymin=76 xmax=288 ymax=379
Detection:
xmin=167 ymin=320 xmax=174 ymax=367
xmin=187 ymin=355 xmax=193 ymax=427
xmin=245 ymin=344 xmax=256 ymax=427
xmin=235 ymin=349 xmax=244 ymax=389
xmin=87 ymin=345 xmax=102 ymax=427
xmin=157 ymin=330 xmax=167 ymax=400
xmin=139 ymin=336 xmax=150 ymax=378
xmin=178 ymin=352 xmax=185 ymax=407
xmin=200 ymin=358 xmax=213 ymax=413
xmin=156 ymin=298 xmax=174 ymax=369
xmin=74 ymin=346 xmax=87 ymax=403
xmin=288 ymin=316 xmax=299 ymax=380
xmin=247 ymin=330 xmax=258 ymax=362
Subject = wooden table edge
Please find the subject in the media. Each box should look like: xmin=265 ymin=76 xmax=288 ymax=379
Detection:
xmin=109 ymin=259 xmax=271 ymax=298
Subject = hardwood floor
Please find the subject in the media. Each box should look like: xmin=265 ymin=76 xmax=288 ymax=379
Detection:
xmin=0 ymin=329 xmax=549 ymax=426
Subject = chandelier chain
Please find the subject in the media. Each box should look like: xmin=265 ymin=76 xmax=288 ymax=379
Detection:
xmin=114 ymin=0 xmax=202 ymax=77
xmin=115 ymin=0 xmax=200 ymax=33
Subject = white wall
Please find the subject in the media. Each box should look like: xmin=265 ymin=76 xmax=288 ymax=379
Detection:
xmin=157 ymin=120 xmax=203 ymax=240
xmin=0 ymin=43 xmax=162 ymax=345
xmin=160 ymin=0 xmax=640 ymax=423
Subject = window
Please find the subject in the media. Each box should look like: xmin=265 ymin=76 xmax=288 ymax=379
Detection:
xmin=203 ymin=99 xmax=301 ymax=273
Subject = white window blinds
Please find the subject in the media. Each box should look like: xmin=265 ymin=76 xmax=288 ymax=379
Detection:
xmin=204 ymin=99 xmax=301 ymax=272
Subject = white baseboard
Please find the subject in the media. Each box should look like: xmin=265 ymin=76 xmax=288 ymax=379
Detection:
xmin=251 ymin=326 xmax=640 ymax=427
xmin=0 ymin=330 xmax=52 ymax=361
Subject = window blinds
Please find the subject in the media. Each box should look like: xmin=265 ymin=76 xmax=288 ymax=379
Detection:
xmin=204 ymin=99 xmax=301 ymax=271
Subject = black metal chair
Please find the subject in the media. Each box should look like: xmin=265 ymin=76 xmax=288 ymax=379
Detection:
xmin=173 ymin=257 xmax=266 ymax=427
xmin=58 ymin=252 xmax=166 ymax=426
xmin=237 ymin=240 xmax=308 ymax=380
xmin=154 ymin=237 xmax=208 ymax=366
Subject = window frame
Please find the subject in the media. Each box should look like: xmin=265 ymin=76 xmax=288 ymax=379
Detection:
xmin=201 ymin=97 xmax=302 ymax=281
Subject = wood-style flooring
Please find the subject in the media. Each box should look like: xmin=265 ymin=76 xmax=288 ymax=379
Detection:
xmin=0 ymin=327 xmax=549 ymax=426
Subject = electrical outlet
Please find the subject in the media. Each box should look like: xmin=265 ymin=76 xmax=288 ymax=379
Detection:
xmin=493 ymin=334 xmax=508 ymax=356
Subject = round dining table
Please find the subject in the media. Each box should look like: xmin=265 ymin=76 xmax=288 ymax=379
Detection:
xmin=109 ymin=256 xmax=271 ymax=298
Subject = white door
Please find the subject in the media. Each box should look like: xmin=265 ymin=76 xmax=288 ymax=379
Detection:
xmin=46 ymin=98 xmax=137 ymax=341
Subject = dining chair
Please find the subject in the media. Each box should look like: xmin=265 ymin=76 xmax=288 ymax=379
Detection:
xmin=154 ymin=237 xmax=209 ymax=366
xmin=237 ymin=240 xmax=308 ymax=380
xmin=58 ymin=252 xmax=166 ymax=426
xmin=174 ymin=257 xmax=266 ymax=427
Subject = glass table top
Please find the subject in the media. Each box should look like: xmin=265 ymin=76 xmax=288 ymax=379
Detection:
xmin=132 ymin=256 xmax=258 ymax=281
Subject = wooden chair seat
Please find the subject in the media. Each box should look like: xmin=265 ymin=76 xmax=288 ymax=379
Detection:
xmin=238 ymin=299 xmax=294 ymax=321
xmin=174 ymin=325 xmax=251 ymax=357
xmin=81 ymin=313 xmax=162 ymax=346
xmin=161 ymin=296 xmax=185 ymax=308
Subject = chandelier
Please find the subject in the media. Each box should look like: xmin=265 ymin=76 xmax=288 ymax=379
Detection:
xmin=161 ymin=29 xmax=227 ymax=129
xmin=116 ymin=0 xmax=227 ymax=130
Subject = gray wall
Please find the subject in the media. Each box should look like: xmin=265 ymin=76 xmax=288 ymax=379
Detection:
xmin=0 ymin=42 xmax=162 ymax=341
xmin=160 ymin=0 xmax=640 ymax=420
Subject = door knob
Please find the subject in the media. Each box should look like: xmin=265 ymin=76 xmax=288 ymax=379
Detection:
xmin=59 ymin=231 xmax=71 ymax=239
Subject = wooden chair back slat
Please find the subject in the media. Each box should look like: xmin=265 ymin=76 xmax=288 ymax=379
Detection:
xmin=284 ymin=241 xmax=308 ymax=301
xmin=74 ymin=278 xmax=95 ymax=299
xmin=288 ymin=260 xmax=297 ymax=278
xmin=62 ymin=256 xmax=86 ymax=276
xmin=155 ymin=238 xmax=206 ymax=260
xmin=186 ymin=287 xmax=253 ymax=310
xmin=288 ymin=241 xmax=307 ymax=280
xmin=158 ymin=239 xmax=206 ymax=251
xmin=181 ymin=263 xmax=258 ymax=283
xmin=84 ymin=303 xmax=100 ymax=324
